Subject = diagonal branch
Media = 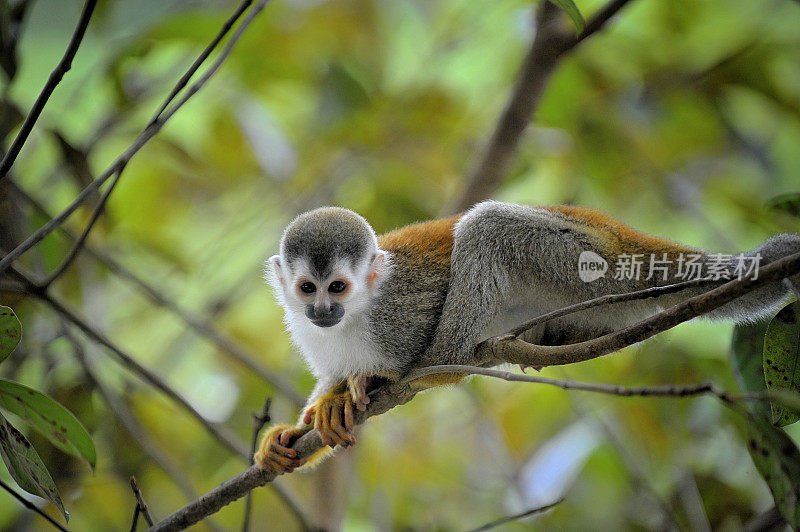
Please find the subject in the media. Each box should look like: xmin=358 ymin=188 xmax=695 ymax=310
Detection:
xmin=447 ymin=0 xmax=636 ymax=213
xmin=505 ymin=276 xmax=715 ymax=338
xmin=40 ymin=162 xmax=126 ymax=287
xmin=130 ymin=477 xmax=155 ymax=527
xmin=0 ymin=0 xmax=270 ymax=276
xmin=474 ymin=251 xmax=800 ymax=368
xmin=148 ymin=249 xmax=800 ymax=531
xmin=149 ymin=1 xmax=254 ymax=125
xmin=0 ymin=478 xmax=70 ymax=532
xmin=8 ymin=181 xmax=305 ymax=405
xmin=0 ymin=0 xmax=98 ymax=180
xmin=467 ymin=498 xmax=564 ymax=532
xmin=8 ymin=264 xmax=249 ymax=458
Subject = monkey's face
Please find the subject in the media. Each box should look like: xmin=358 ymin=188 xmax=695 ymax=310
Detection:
xmin=267 ymin=252 xmax=387 ymax=330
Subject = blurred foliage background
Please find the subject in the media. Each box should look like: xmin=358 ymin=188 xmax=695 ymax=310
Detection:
xmin=1 ymin=0 xmax=800 ymax=530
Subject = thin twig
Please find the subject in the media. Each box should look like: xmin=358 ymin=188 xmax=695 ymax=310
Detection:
xmin=506 ymin=277 xmax=715 ymax=338
xmin=8 ymin=181 xmax=304 ymax=405
xmin=243 ymin=396 xmax=272 ymax=532
xmin=8 ymin=264 xmax=249 ymax=458
xmin=239 ymin=397 xmax=312 ymax=531
xmin=475 ymin=251 xmax=800 ymax=368
xmin=466 ymin=497 xmax=564 ymax=532
xmin=130 ymin=477 xmax=155 ymax=527
xmin=0 ymin=0 xmax=271 ymax=276
xmin=41 ymin=162 xmax=126 ymax=287
xmin=403 ymin=365 xmax=736 ymax=400
xmin=0 ymin=0 xmax=98 ymax=179
xmin=0 ymin=478 xmax=70 ymax=532
xmin=573 ymin=0 xmax=635 ymax=47
xmin=130 ymin=505 xmax=141 ymax=532
xmin=150 ymin=0 xmax=254 ymax=125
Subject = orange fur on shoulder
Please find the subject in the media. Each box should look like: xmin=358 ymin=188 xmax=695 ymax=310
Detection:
xmin=378 ymin=216 xmax=461 ymax=266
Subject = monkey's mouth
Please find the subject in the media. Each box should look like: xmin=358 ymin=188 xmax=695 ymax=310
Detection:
xmin=309 ymin=316 xmax=342 ymax=327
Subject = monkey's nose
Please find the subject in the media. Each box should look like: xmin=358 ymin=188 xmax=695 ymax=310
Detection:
xmin=305 ymin=303 xmax=344 ymax=327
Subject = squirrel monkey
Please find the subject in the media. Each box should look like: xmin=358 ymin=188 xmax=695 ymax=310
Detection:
xmin=255 ymin=201 xmax=800 ymax=472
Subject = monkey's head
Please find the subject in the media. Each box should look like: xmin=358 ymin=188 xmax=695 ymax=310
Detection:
xmin=267 ymin=207 xmax=389 ymax=329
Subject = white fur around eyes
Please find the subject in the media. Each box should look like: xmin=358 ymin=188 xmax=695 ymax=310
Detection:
xmin=268 ymin=252 xmax=399 ymax=380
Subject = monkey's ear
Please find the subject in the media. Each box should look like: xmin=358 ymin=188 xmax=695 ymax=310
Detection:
xmin=268 ymin=255 xmax=285 ymax=285
xmin=367 ymin=251 xmax=388 ymax=289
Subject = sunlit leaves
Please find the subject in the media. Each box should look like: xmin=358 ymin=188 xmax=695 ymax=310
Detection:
xmin=731 ymin=302 xmax=800 ymax=525
xmin=549 ymin=0 xmax=585 ymax=33
xmin=768 ymin=193 xmax=800 ymax=219
xmin=0 ymin=412 xmax=68 ymax=521
xmin=0 ymin=307 xmax=92 ymax=522
xmin=731 ymin=321 xmax=770 ymax=417
xmin=0 ymin=305 xmax=21 ymax=363
xmin=746 ymin=414 xmax=800 ymax=527
xmin=0 ymin=380 xmax=97 ymax=468
xmin=763 ymin=302 xmax=800 ymax=426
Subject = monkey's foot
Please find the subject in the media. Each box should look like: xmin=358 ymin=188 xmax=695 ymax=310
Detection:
xmin=303 ymin=390 xmax=355 ymax=447
xmin=347 ymin=374 xmax=370 ymax=411
xmin=254 ymin=424 xmax=307 ymax=473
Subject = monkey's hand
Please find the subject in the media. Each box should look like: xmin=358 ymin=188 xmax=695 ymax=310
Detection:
xmin=347 ymin=374 xmax=370 ymax=411
xmin=302 ymin=388 xmax=356 ymax=447
xmin=254 ymin=423 xmax=308 ymax=472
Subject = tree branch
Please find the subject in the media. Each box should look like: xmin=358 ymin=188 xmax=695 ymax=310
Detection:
xmin=0 ymin=0 xmax=98 ymax=180
xmin=242 ymin=397 xmax=271 ymax=532
xmin=0 ymin=0 xmax=271 ymax=276
xmin=8 ymin=181 xmax=305 ymax=405
xmin=505 ymin=277 xmax=715 ymax=338
xmin=0 ymin=478 xmax=70 ymax=532
xmin=8 ymin=264 xmax=249 ymax=458
xmin=148 ymin=250 xmax=800 ymax=531
xmin=148 ymin=383 xmax=419 ymax=531
xmin=475 ymin=251 xmax=800 ymax=368
xmin=149 ymin=1 xmax=254 ymax=125
xmin=40 ymin=162 xmax=126 ymax=287
xmin=130 ymin=477 xmax=155 ymax=527
xmin=447 ymin=0 xmax=636 ymax=213
xmin=403 ymin=364 xmax=757 ymax=404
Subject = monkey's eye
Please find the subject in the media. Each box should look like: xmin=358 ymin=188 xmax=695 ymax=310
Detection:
xmin=328 ymin=281 xmax=347 ymax=294
xmin=299 ymin=282 xmax=316 ymax=294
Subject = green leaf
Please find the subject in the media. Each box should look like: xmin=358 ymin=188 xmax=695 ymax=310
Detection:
xmin=0 ymin=379 xmax=96 ymax=468
xmin=746 ymin=414 xmax=800 ymax=527
xmin=767 ymin=193 xmax=800 ymax=219
xmin=0 ymin=306 xmax=21 ymax=364
xmin=550 ymin=0 xmax=585 ymax=33
xmin=731 ymin=321 xmax=770 ymax=417
xmin=0 ymin=411 xmax=67 ymax=521
xmin=763 ymin=301 xmax=800 ymax=425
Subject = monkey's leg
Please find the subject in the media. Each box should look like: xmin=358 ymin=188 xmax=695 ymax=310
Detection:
xmin=347 ymin=375 xmax=370 ymax=411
